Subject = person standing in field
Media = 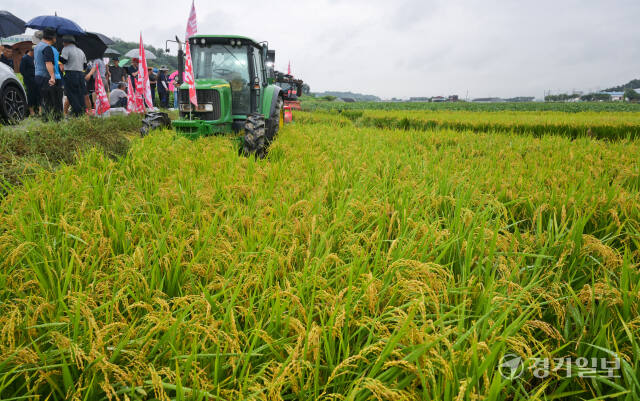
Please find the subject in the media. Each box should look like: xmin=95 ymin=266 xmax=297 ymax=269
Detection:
xmin=0 ymin=45 xmax=14 ymax=69
xmin=148 ymin=66 xmax=157 ymax=106
xmin=157 ymin=66 xmax=169 ymax=108
xmin=34 ymin=28 xmax=63 ymax=121
xmin=20 ymin=46 xmax=38 ymax=116
xmin=126 ymin=57 xmax=140 ymax=90
xmin=60 ymin=35 xmax=87 ymax=117
xmin=108 ymin=57 xmax=125 ymax=91
xmin=91 ymin=57 xmax=107 ymax=92
xmin=84 ymin=62 xmax=97 ymax=111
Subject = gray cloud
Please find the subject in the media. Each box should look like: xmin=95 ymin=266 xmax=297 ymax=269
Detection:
xmin=3 ymin=0 xmax=639 ymax=98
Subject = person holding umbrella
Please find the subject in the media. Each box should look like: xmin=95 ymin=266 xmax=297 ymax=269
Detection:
xmin=59 ymin=35 xmax=87 ymax=117
xmin=34 ymin=27 xmax=63 ymax=121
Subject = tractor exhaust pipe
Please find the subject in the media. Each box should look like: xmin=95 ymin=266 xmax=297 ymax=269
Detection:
xmin=176 ymin=36 xmax=184 ymax=85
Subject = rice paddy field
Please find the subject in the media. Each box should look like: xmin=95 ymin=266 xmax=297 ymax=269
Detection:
xmin=0 ymin=106 xmax=639 ymax=400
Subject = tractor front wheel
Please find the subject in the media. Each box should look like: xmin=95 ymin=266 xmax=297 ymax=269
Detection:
xmin=242 ymin=113 xmax=268 ymax=159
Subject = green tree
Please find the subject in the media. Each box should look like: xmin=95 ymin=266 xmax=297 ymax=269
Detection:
xmin=624 ymin=88 xmax=640 ymax=101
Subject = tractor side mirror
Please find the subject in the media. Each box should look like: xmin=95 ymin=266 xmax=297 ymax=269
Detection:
xmin=165 ymin=48 xmax=170 ymax=53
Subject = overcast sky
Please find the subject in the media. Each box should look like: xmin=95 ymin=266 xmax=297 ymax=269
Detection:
xmin=4 ymin=0 xmax=640 ymax=99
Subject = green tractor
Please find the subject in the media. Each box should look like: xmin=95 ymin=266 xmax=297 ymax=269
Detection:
xmin=172 ymin=35 xmax=284 ymax=157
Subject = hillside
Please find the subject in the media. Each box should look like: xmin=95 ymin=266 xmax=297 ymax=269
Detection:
xmin=605 ymin=78 xmax=640 ymax=92
xmin=313 ymin=91 xmax=381 ymax=102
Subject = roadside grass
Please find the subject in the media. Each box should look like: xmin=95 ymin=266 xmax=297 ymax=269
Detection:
xmin=0 ymin=114 xmax=141 ymax=194
xmin=0 ymin=118 xmax=638 ymax=400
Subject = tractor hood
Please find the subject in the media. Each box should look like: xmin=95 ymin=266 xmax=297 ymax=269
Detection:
xmin=179 ymin=79 xmax=231 ymax=91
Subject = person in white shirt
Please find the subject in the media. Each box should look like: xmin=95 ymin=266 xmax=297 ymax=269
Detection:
xmin=109 ymin=82 xmax=128 ymax=108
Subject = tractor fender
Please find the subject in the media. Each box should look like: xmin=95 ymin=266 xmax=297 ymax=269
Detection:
xmin=262 ymin=85 xmax=282 ymax=120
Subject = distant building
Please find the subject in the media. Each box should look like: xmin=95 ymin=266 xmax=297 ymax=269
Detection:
xmin=599 ymin=91 xmax=624 ymax=101
xmin=505 ymin=96 xmax=535 ymax=102
xmin=472 ymin=97 xmax=505 ymax=103
xmin=408 ymin=97 xmax=431 ymax=102
xmin=448 ymin=95 xmax=459 ymax=102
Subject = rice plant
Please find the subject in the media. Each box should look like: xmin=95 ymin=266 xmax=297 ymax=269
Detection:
xmin=0 ymin=111 xmax=638 ymax=400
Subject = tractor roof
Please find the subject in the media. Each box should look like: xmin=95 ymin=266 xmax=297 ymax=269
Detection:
xmin=189 ymin=35 xmax=262 ymax=48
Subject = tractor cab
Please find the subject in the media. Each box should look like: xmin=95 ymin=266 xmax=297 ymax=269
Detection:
xmin=172 ymin=35 xmax=284 ymax=152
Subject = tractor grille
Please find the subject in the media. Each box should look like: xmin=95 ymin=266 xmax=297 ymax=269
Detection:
xmin=180 ymin=89 xmax=218 ymax=104
xmin=179 ymin=89 xmax=221 ymax=121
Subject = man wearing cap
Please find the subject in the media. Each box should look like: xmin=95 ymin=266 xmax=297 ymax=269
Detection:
xmin=108 ymin=57 xmax=125 ymax=91
xmin=34 ymin=27 xmax=63 ymax=121
xmin=60 ymin=35 xmax=87 ymax=117
xmin=157 ymin=66 xmax=169 ymax=108
xmin=20 ymin=46 xmax=38 ymax=116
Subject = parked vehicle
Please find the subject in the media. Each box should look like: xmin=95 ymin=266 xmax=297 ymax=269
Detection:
xmin=0 ymin=62 xmax=27 ymax=123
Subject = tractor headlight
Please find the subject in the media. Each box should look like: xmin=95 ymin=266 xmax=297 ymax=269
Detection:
xmin=180 ymin=103 xmax=193 ymax=112
xmin=230 ymin=39 xmax=236 ymax=46
xmin=196 ymin=104 xmax=214 ymax=112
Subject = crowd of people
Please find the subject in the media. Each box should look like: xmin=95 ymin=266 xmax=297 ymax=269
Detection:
xmin=0 ymin=27 xmax=174 ymax=121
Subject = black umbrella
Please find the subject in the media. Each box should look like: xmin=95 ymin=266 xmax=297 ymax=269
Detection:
xmin=90 ymin=32 xmax=114 ymax=46
xmin=0 ymin=11 xmax=26 ymax=39
xmin=56 ymin=32 xmax=113 ymax=60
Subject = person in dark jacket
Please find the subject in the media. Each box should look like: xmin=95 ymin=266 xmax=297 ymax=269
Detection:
xmin=0 ymin=45 xmax=13 ymax=69
xmin=20 ymin=47 xmax=38 ymax=115
xmin=157 ymin=66 xmax=169 ymax=108
xmin=148 ymin=66 xmax=157 ymax=106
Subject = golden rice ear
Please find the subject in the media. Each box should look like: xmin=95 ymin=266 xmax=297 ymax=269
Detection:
xmin=0 ymin=104 xmax=638 ymax=399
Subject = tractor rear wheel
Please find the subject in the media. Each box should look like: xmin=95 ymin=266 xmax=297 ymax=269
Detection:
xmin=242 ymin=113 xmax=268 ymax=158
xmin=267 ymin=97 xmax=284 ymax=142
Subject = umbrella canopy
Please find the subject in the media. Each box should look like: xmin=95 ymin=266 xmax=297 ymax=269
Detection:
xmin=124 ymin=48 xmax=156 ymax=60
xmin=92 ymin=32 xmax=114 ymax=46
xmin=104 ymin=48 xmax=120 ymax=57
xmin=55 ymin=32 xmax=111 ymax=61
xmin=26 ymin=15 xmax=85 ymax=35
xmin=0 ymin=11 xmax=25 ymax=39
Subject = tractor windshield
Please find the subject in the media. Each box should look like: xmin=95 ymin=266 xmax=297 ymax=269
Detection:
xmin=191 ymin=44 xmax=251 ymax=114
xmin=278 ymin=82 xmax=292 ymax=91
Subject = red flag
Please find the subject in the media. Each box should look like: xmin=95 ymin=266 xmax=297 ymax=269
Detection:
xmin=287 ymin=61 xmax=291 ymax=75
xmin=127 ymin=76 xmax=144 ymax=113
xmin=184 ymin=1 xmax=198 ymax=107
xmin=184 ymin=41 xmax=197 ymax=107
xmin=186 ymin=0 xmax=197 ymax=39
xmin=137 ymin=33 xmax=153 ymax=108
xmin=94 ymin=71 xmax=110 ymax=115
xmin=126 ymin=76 xmax=135 ymax=113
